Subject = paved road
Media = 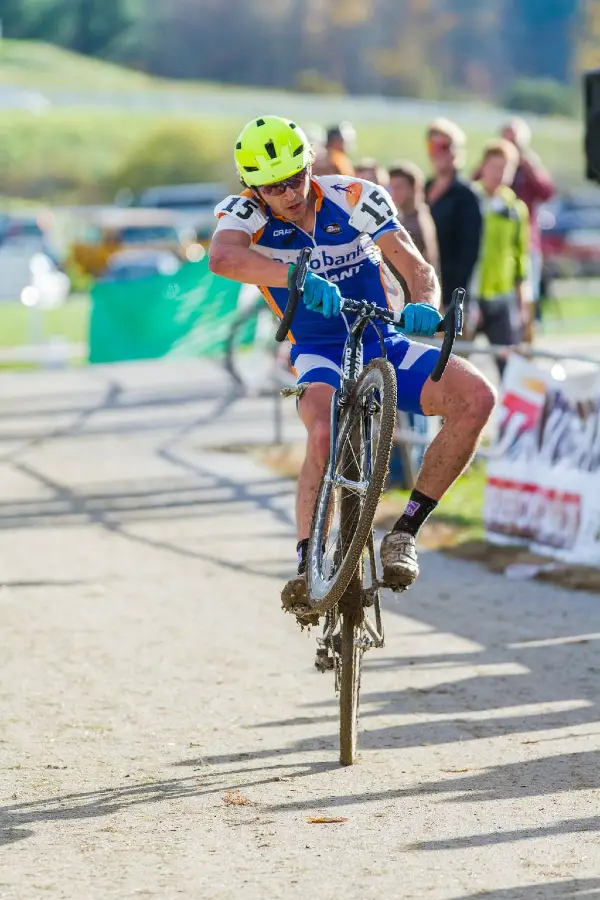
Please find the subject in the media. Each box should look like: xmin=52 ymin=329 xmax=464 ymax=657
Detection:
xmin=2 ymin=360 xmax=600 ymax=899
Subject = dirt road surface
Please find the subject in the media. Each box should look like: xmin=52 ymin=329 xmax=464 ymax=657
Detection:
xmin=2 ymin=360 xmax=600 ymax=900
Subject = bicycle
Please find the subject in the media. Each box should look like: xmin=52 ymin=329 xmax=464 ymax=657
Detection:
xmin=276 ymin=247 xmax=464 ymax=765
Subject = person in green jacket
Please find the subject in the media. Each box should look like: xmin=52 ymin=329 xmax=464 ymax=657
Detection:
xmin=472 ymin=139 xmax=531 ymax=375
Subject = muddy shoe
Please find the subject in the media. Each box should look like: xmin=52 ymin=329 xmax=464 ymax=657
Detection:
xmin=314 ymin=647 xmax=334 ymax=672
xmin=380 ymin=530 xmax=419 ymax=591
xmin=281 ymin=575 xmax=320 ymax=626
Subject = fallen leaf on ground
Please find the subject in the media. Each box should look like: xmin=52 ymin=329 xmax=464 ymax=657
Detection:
xmin=222 ymin=790 xmax=253 ymax=807
xmin=440 ymin=768 xmax=471 ymax=773
xmin=306 ymin=817 xmax=349 ymax=824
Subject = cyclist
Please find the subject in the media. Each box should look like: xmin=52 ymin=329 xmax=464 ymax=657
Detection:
xmin=209 ymin=116 xmax=495 ymax=613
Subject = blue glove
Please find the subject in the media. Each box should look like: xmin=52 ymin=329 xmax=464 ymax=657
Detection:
xmin=301 ymin=271 xmax=342 ymax=319
xmin=400 ymin=302 xmax=443 ymax=336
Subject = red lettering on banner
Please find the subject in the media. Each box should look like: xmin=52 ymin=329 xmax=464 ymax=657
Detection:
xmin=485 ymin=477 xmax=581 ymax=548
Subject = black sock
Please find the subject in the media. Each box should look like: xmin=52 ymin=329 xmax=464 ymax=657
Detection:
xmin=297 ymin=538 xmax=309 ymax=575
xmin=393 ymin=489 xmax=438 ymax=537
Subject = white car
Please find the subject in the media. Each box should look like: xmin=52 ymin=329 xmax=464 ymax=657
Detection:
xmin=135 ymin=182 xmax=227 ymax=242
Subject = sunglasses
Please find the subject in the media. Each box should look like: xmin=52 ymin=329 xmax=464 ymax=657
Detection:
xmin=260 ymin=168 xmax=309 ymax=197
xmin=428 ymin=137 xmax=453 ymax=153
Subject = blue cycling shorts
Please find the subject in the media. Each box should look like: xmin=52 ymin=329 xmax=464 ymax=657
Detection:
xmin=290 ymin=333 xmax=441 ymax=415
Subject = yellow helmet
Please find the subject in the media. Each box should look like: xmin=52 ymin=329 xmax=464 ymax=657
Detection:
xmin=234 ymin=116 xmax=312 ymax=187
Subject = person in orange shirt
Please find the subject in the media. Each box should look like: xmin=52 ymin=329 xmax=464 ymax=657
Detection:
xmin=312 ymin=122 xmax=356 ymax=176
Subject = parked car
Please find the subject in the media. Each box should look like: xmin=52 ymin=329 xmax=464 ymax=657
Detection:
xmin=98 ymin=249 xmax=183 ymax=283
xmin=68 ymin=208 xmax=195 ymax=278
xmin=134 ymin=182 xmax=227 ymax=244
xmin=0 ymin=211 xmax=60 ymax=261
xmin=539 ymin=188 xmax=600 ymax=277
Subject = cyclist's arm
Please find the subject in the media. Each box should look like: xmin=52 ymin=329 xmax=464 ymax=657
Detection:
xmin=209 ymin=229 xmax=290 ymax=288
xmin=376 ymin=228 xmax=441 ymax=309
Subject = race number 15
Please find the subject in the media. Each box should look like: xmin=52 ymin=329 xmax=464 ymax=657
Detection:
xmin=360 ymin=190 xmax=393 ymax=228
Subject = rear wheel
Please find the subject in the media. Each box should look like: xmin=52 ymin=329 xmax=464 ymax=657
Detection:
xmin=339 ymin=582 xmax=364 ymax=766
xmin=337 ymin=406 xmax=366 ymax=767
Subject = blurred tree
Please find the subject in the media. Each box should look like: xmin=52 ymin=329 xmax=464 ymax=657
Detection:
xmin=68 ymin=0 xmax=136 ymax=56
xmin=111 ymin=122 xmax=227 ymax=192
xmin=578 ymin=0 xmax=600 ymax=72
xmin=329 ymin=0 xmax=372 ymax=25
xmin=0 ymin=0 xmax=582 ymax=104
xmin=503 ymin=76 xmax=576 ymax=116
xmin=503 ymin=0 xmax=579 ymax=85
xmin=443 ymin=0 xmax=507 ymax=98
xmin=0 ymin=0 xmax=139 ymax=55
xmin=0 ymin=0 xmax=36 ymax=35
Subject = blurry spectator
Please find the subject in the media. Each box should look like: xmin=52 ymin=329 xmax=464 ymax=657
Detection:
xmin=304 ymin=122 xmax=327 ymax=150
xmin=472 ymin=139 xmax=531 ymax=375
xmin=312 ymin=122 xmax=356 ymax=176
xmin=425 ymin=118 xmax=482 ymax=312
xmin=304 ymin=122 xmax=328 ymax=173
xmin=501 ymin=116 xmax=555 ymax=318
xmin=355 ymin=158 xmax=389 ymax=186
xmin=388 ymin=160 xmax=439 ymax=272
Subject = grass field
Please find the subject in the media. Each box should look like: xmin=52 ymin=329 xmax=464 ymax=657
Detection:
xmin=541 ymin=294 xmax=600 ymax=335
xmin=0 ymin=40 xmax=178 ymax=92
xmin=0 ymin=296 xmax=90 ymax=348
xmin=0 ymin=40 xmax=586 ymax=203
xmin=380 ymin=460 xmax=486 ymax=543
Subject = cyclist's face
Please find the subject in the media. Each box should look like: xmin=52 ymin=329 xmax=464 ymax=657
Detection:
xmin=257 ymin=168 xmax=311 ymax=221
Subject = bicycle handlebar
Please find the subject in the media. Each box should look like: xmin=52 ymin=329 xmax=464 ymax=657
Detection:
xmin=431 ymin=289 xmax=465 ymax=382
xmin=274 ymin=247 xmax=312 ymax=343
xmin=275 ymin=249 xmax=464 ymax=382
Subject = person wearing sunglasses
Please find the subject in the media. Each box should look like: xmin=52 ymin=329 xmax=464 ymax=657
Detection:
xmin=210 ymin=116 xmax=495 ymax=615
xmin=425 ymin=118 xmax=483 ymax=318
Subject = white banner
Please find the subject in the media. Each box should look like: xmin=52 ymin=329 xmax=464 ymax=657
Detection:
xmin=484 ymin=355 xmax=600 ymax=565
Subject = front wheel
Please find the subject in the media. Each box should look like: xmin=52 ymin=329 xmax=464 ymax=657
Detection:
xmin=306 ymin=358 xmax=397 ymax=618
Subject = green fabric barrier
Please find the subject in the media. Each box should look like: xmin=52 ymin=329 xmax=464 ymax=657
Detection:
xmin=88 ymin=258 xmax=243 ymax=364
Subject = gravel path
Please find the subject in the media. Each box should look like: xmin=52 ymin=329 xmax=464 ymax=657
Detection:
xmin=1 ymin=361 xmax=600 ymax=900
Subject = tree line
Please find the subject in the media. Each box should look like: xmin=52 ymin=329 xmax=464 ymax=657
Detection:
xmin=0 ymin=0 xmax=581 ymax=104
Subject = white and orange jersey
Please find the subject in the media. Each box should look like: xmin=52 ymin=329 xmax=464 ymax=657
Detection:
xmin=213 ymin=175 xmax=403 ymax=347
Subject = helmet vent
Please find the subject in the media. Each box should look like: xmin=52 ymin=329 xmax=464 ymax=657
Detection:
xmin=243 ymin=165 xmax=259 ymax=172
xmin=289 ymin=122 xmax=297 ymax=129
xmin=264 ymin=140 xmax=277 ymax=160
xmin=256 ymin=118 xmax=266 ymax=127
xmin=292 ymin=143 xmax=304 ymax=157
xmin=235 ymin=142 xmax=242 ymax=150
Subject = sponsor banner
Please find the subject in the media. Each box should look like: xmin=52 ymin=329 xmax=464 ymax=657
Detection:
xmin=89 ymin=258 xmax=243 ymax=364
xmin=484 ymin=354 xmax=600 ymax=564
